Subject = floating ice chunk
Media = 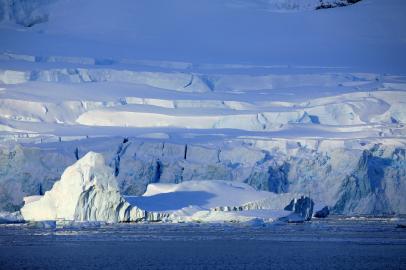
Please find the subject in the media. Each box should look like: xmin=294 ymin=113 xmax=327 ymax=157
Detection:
xmin=279 ymin=196 xmax=314 ymax=223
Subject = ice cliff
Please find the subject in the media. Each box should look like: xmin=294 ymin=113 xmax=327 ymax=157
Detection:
xmin=4 ymin=137 xmax=405 ymax=217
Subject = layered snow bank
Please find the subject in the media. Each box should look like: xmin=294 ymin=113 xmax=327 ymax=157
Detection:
xmin=21 ymin=152 xmax=146 ymax=222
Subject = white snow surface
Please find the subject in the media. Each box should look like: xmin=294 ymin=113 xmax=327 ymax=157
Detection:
xmin=127 ymin=180 xmax=301 ymax=223
xmin=0 ymin=0 xmax=405 ymax=143
xmin=2 ymin=0 xmax=404 ymax=69
xmin=128 ymin=180 xmax=298 ymax=211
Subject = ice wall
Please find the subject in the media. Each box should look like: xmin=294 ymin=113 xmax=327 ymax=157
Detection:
xmin=3 ymin=138 xmax=405 ymax=216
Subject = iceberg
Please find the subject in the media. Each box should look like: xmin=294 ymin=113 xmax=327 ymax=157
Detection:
xmin=127 ymin=180 xmax=316 ymax=223
xmin=20 ymin=151 xmax=317 ymax=224
xmin=21 ymin=152 xmax=146 ymax=223
xmin=279 ymin=196 xmax=314 ymax=223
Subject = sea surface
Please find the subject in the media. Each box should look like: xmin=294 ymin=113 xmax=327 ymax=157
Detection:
xmin=0 ymin=217 xmax=405 ymax=270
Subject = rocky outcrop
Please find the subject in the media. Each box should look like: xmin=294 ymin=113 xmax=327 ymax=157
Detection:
xmin=316 ymin=0 xmax=362 ymax=10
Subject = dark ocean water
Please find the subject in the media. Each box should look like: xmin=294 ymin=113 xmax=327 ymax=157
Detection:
xmin=0 ymin=217 xmax=405 ymax=270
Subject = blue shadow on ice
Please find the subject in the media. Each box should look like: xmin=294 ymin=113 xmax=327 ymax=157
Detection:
xmin=125 ymin=191 xmax=215 ymax=211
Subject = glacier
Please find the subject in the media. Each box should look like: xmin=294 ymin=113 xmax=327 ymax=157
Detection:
xmin=5 ymin=137 xmax=406 ymax=218
xmin=0 ymin=0 xmax=406 ymax=220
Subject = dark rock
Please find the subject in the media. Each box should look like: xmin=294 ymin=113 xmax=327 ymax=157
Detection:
xmin=316 ymin=0 xmax=362 ymax=10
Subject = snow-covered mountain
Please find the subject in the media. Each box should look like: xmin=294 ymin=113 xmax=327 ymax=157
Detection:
xmin=1 ymin=0 xmax=405 ymax=69
xmin=0 ymin=0 xmax=405 ymax=217
xmin=228 ymin=0 xmax=362 ymax=11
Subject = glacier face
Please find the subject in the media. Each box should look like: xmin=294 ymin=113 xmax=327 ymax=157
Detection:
xmin=4 ymin=137 xmax=406 ymax=216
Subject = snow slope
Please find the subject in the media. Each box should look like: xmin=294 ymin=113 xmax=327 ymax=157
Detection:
xmin=0 ymin=0 xmax=405 ymax=142
xmin=1 ymin=0 xmax=405 ymax=69
xmin=0 ymin=0 xmax=405 ymax=143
